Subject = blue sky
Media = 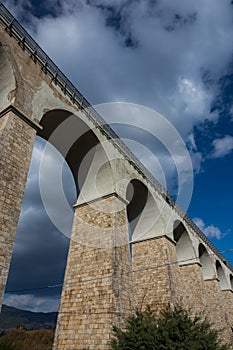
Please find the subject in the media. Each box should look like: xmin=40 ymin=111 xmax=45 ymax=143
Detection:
xmin=2 ymin=0 xmax=233 ymax=312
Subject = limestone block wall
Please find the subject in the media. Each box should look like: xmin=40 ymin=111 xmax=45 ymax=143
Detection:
xmin=0 ymin=109 xmax=36 ymax=307
xmin=223 ymin=290 xmax=233 ymax=327
xmin=132 ymin=236 xmax=183 ymax=312
xmin=53 ymin=194 xmax=133 ymax=350
xmin=132 ymin=236 xmax=233 ymax=347
xmin=178 ymin=262 xmax=208 ymax=316
xmin=204 ymin=279 xmax=233 ymax=344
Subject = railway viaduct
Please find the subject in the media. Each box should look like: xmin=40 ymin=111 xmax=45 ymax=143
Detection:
xmin=0 ymin=4 xmax=232 ymax=349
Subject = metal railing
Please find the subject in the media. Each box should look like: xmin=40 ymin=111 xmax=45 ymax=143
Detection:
xmin=0 ymin=3 xmax=232 ymax=270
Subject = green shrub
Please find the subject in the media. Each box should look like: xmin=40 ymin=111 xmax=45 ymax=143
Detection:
xmin=111 ymin=304 xmax=230 ymax=350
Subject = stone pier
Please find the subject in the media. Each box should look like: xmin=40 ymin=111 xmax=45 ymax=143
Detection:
xmin=53 ymin=194 xmax=133 ymax=350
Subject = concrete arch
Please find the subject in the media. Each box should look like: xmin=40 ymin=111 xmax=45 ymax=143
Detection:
xmin=126 ymin=179 xmax=148 ymax=241
xmin=126 ymin=179 xmax=161 ymax=241
xmin=38 ymin=109 xmax=114 ymax=201
xmin=198 ymin=243 xmax=215 ymax=280
xmin=216 ymin=261 xmax=229 ymax=290
xmin=173 ymin=220 xmax=196 ymax=265
xmin=0 ymin=43 xmax=16 ymax=110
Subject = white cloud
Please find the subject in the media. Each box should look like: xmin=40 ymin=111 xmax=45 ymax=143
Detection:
xmin=190 ymin=151 xmax=203 ymax=174
xmin=3 ymin=293 xmax=60 ymax=312
xmin=193 ymin=217 xmax=205 ymax=231
xmin=203 ymin=225 xmax=223 ymax=240
xmin=211 ymin=135 xmax=233 ymax=158
xmin=186 ymin=133 xmax=203 ymax=174
xmin=193 ymin=217 xmax=228 ymax=240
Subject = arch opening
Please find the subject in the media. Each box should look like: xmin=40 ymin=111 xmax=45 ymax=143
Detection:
xmin=4 ymin=108 xmax=114 ymax=316
xmin=216 ymin=261 xmax=229 ymax=290
xmin=173 ymin=220 xmax=196 ymax=265
xmin=126 ymin=179 xmax=148 ymax=241
xmin=126 ymin=180 xmax=160 ymax=243
xmin=198 ymin=243 xmax=215 ymax=280
xmin=38 ymin=110 xmax=109 ymax=195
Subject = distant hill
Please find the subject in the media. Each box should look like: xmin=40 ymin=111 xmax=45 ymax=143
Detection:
xmin=0 ymin=305 xmax=57 ymax=331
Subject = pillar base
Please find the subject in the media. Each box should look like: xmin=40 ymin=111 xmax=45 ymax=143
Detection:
xmin=53 ymin=193 xmax=133 ymax=350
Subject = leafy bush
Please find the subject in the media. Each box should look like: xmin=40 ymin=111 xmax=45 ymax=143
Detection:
xmin=111 ymin=304 xmax=230 ymax=350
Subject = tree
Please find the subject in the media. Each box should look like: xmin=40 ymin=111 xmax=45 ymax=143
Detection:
xmin=111 ymin=304 xmax=230 ymax=350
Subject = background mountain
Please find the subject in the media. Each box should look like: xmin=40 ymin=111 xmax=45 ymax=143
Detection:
xmin=0 ymin=305 xmax=57 ymax=331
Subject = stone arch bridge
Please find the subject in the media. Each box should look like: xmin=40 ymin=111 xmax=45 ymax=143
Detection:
xmin=0 ymin=4 xmax=232 ymax=349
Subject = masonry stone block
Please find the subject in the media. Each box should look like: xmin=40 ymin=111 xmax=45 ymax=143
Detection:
xmin=132 ymin=236 xmax=183 ymax=312
xmin=178 ymin=262 xmax=207 ymax=315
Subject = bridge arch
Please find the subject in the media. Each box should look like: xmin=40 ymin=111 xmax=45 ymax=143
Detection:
xmin=38 ymin=109 xmax=114 ymax=200
xmin=126 ymin=179 xmax=163 ymax=242
xmin=216 ymin=261 xmax=229 ymax=290
xmin=173 ymin=220 xmax=196 ymax=265
xmin=126 ymin=179 xmax=148 ymax=242
xmin=198 ymin=243 xmax=215 ymax=280
xmin=3 ymin=106 xmax=116 ymax=300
